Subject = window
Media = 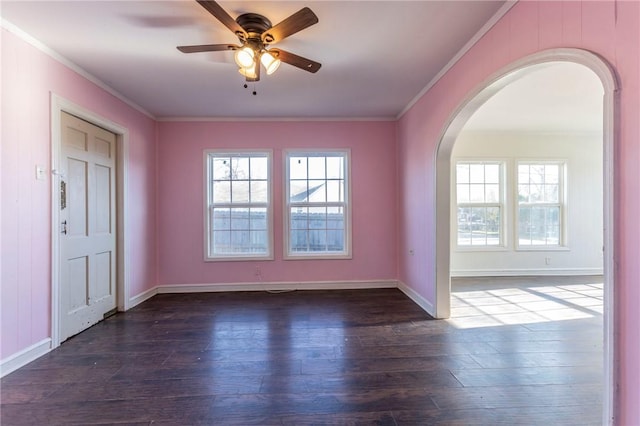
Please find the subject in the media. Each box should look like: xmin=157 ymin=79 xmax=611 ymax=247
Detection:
xmin=285 ymin=150 xmax=350 ymax=259
xmin=204 ymin=150 xmax=272 ymax=260
xmin=456 ymin=162 xmax=503 ymax=247
xmin=517 ymin=162 xmax=564 ymax=247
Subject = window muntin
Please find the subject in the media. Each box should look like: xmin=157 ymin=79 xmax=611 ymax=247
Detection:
xmin=285 ymin=151 xmax=350 ymax=258
xmin=517 ymin=162 xmax=564 ymax=247
xmin=205 ymin=151 xmax=272 ymax=260
xmin=456 ymin=162 xmax=503 ymax=247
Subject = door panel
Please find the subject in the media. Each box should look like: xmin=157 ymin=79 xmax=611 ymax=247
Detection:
xmin=60 ymin=111 xmax=117 ymax=342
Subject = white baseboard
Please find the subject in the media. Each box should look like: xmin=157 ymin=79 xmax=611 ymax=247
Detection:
xmin=0 ymin=338 xmax=51 ymax=378
xmin=128 ymin=286 xmax=159 ymax=309
xmin=451 ymin=268 xmax=604 ymax=277
xmin=397 ymin=281 xmax=436 ymax=317
xmin=157 ymin=279 xmax=398 ymax=294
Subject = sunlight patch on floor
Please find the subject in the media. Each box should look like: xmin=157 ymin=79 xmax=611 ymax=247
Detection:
xmin=448 ymin=282 xmax=603 ymax=329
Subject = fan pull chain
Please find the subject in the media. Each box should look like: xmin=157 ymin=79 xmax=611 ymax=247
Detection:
xmin=242 ymin=83 xmax=258 ymax=96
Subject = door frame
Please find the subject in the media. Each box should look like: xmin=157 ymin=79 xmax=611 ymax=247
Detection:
xmin=50 ymin=94 xmax=130 ymax=348
xmin=433 ymin=49 xmax=619 ymax=424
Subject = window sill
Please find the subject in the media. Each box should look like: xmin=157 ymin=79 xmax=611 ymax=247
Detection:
xmin=284 ymin=253 xmax=352 ymax=260
xmin=515 ymin=246 xmax=570 ymax=252
xmin=205 ymin=255 xmax=274 ymax=262
xmin=455 ymin=246 xmax=508 ymax=252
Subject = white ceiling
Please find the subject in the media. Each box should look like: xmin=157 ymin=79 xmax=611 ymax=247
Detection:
xmin=462 ymin=62 xmax=604 ymax=133
xmin=1 ymin=0 xmax=507 ymax=119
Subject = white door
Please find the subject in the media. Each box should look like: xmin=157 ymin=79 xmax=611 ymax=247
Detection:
xmin=59 ymin=111 xmax=117 ymax=342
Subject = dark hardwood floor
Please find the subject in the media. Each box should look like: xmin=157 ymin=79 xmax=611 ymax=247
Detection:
xmin=1 ymin=278 xmax=603 ymax=425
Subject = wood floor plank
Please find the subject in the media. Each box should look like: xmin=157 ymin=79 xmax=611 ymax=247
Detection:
xmin=0 ymin=282 xmax=603 ymax=425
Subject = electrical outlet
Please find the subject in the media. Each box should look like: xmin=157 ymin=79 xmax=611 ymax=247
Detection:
xmin=254 ymin=266 xmax=261 ymax=276
xmin=545 ymin=257 xmax=551 ymax=265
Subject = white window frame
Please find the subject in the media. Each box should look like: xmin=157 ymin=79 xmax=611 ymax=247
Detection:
xmin=454 ymin=160 xmax=506 ymax=250
xmin=515 ymin=160 xmax=567 ymax=250
xmin=203 ymin=149 xmax=273 ymax=261
xmin=283 ymin=149 xmax=352 ymax=260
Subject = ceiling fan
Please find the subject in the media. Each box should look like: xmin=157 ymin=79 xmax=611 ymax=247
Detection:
xmin=178 ymin=1 xmax=321 ymax=83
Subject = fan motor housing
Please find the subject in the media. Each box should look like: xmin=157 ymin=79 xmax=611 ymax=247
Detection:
xmin=236 ymin=13 xmax=272 ymax=36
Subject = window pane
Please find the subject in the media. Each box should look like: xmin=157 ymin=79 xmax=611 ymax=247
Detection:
xmin=213 ymin=208 xmax=230 ymax=230
xmin=469 ymin=184 xmax=485 ymax=202
xmin=290 ymin=229 xmax=308 ymax=252
xmin=545 ymin=165 xmax=559 ymax=184
xmin=530 ymin=165 xmax=544 ymax=184
xmin=469 ymin=164 xmax=485 ymax=183
xmin=518 ymin=184 xmax=529 ymax=203
xmin=326 ymin=157 xmax=343 ymax=179
xmin=327 ymin=229 xmax=345 ymax=251
xmin=457 ymin=207 xmax=472 ymax=245
xmin=485 ymin=184 xmax=499 ymax=203
xmin=250 ymin=181 xmax=268 ymax=203
xmin=290 ymin=157 xmax=307 ymax=179
xmin=213 ymin=181 xmax=231 ymax=203
xmin=308 ymin=157 xmax=326 ymax=179
xmin=307 ymin=180 xmax=326 ymax=202
xmin=457 ymin=184 xmax=470 ymax=203
xmin=212 ymin=231 xmax=231 ymax=253
xmin=544 ymin=184 xmax=559 ymax=202
xmin=291 ymin=207 xmax=308 ymax=229
xmin=249 ymin=208 xmax=267 ymax=230
xmin=250 ymin=157 xmax=268 ymax=180
xmin=230 ymin=208 xmax=249 ymax=230
xmin=213 ymin=158 xmax=231 ymax=180
xmin=326 ymin=180 xmax=344 ymax=202
xmin=309 ymin=207 xmax=326 ymax=229
xmin=485 ymin=164 xmax=500 ymax=184
xmin=290 ymin=180 xmax=308 ymax=202
xmin=457 ymin=164 xmax=470 ymax=184
xmin=309 ymin=229 xmax=326 ymax=251
xmin=328 ymin=207 xmax=344 ymax=229
xmin=231 ymin=157 xmax=249 ymax=180
xmin=518 ymin=165 xmax=529 ymax=184
xmin=231 ymin=180 xmax=250 ymax=203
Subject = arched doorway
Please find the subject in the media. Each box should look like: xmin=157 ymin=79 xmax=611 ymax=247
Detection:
xmin=433 ymin=48 xmax=618 ymax=424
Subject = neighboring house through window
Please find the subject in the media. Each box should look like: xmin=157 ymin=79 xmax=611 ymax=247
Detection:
xmin=204 ymin=150 xmax=272 ymax=260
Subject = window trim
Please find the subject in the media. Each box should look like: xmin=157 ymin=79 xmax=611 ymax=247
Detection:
xmin=283 ymin=149 xmax=352 ymax=260
xmin=203 ymin=149 xmax=274 ymax=262
xmin=454 ymin=159 xmax=507 ymax=250
xmin=515 ymin=159 xmax=567 ymax=250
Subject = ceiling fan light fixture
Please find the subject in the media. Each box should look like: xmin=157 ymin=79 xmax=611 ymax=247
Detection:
xmin=238 ymin=66 xmax=257 ymax=79
xmin=234 ymin=46 xmax=255 ymax=68
xmin=260 ymin=51 xmax=281 ymax=75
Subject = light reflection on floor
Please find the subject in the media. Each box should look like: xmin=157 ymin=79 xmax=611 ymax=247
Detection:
xmin=448 ymin=276 xmax=604 ymax=329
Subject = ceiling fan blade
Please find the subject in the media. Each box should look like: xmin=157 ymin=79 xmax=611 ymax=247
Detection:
xmin=197 ymin=1 xmax=247 ymax=38
xmin=262 ymin=7 xmax=318 ymax=44
xmin=270 ymin=48 xmax=321 ymax=73
xmin=177 ymin=44 xmax=237 ymax=53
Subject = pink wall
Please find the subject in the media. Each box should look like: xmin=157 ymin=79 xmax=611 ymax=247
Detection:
xmin=1 ymin=28 xmax=158 ymax=359
xmin=156 ymin=121 xmax=398 ymax=286
xmin=397 ymin=1 xmax=639 ymax=423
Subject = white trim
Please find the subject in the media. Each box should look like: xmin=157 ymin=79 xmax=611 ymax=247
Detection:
xmin=50 ymin=94 xmax=131 ymax=348
xmin=0 ymin=339 xmax=51 ymax=378
xmin=397 ymin=0 xmax=519 ymax=119
xmin=2 ymin=19 xmax=154 ymax=120
xmin=128 ymin=287 xmax=159 ymax=309
xmin=432 ymin=49 xmax=618 ymax=425
xmin=157 ymin=116 xmax=395 ymax=122
xmin=397 ymin=281 xmax=436 ymax=318
xmin=157 ymin=280 xmax=397 ymax=294
xmin=451 ymin=268 xmax=604 ymax=277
